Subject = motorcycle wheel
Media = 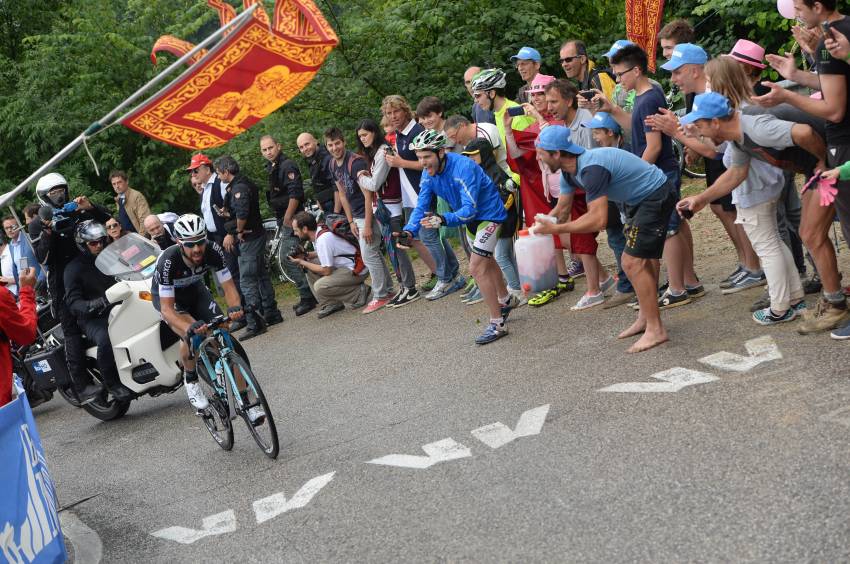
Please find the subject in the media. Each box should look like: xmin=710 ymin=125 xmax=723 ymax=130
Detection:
xmin=63 ymin=364 xmax=132 ymax=421
xmin=57 ymin=385 xmax=83 ymax=408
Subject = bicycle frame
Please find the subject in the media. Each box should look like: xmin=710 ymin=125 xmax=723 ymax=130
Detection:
xmin=196 ymin=329 xmax=249 ymax=422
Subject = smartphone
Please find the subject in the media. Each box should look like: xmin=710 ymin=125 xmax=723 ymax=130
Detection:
xmin=822 ymin=21 xmax=834 ymax=40
xmin=385 ymin=145 xmax=395 ymax=156
xmin=579 ymin=90 xmax=596 ymax=100
xmin=17 ymin=257 xmax=28 ymax=271
xmin=507 ymin=106 xmax=526 ymax=117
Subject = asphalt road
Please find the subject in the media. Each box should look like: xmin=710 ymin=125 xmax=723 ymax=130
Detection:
xmin=35 ymin=255 xmax=850 ymax=563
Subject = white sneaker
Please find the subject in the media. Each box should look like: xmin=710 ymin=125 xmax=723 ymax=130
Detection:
xmin=426 ymin=280 xmax=451 ymax=300
xmin=185 ymin=381 xmax=209 ymax=410
xmin=247 ymin=405 xmax=266 ymax=425
xmin=600 ymin=275 xmax=616 ymax=295
xmin=509 ymin=288 xmax=528 ymax=307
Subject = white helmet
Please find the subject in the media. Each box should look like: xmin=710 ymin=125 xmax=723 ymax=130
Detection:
xmin=173 ymin=213 xmax=206 ymax=242
xmin=35 ymin=172 xmax=69 ymax=207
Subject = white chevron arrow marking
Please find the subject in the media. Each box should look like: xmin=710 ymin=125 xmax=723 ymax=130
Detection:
xmin=598 ymin=367 xmax=718 ymax=393
xmin=698 ymin=335 xmax=782 ymax=373
xmin=366 ymin=438 xmax=472 ymax=469
xmin=471 ymin=404 xmax=550 ymax=449
xmin=253 ymin=472 xmax=335 ymax=524
xmin=151 ymin=510 xmax=236 ymax=545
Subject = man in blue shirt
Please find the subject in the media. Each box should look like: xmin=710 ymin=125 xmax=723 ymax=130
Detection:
xmin=2 ymin=216 xmax=44 ymax=295
xmin=396 ymin=130 xmax=515 ymax=345
xmin=532 ymin=126 xmax=677 ymax=353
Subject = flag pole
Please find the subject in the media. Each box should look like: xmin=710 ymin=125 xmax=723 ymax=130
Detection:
xmin=0 ymin=3 xmax=258 ymax=209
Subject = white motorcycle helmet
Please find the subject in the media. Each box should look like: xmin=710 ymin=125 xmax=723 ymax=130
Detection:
xmin=35 ymin=172 xmax=70 ymax=208
xmin=173 ymin=213 xmax=206 ymax=243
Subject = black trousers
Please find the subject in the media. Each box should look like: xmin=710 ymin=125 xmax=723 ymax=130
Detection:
xmin=81 ymin=316 xmax=121 ymax=389
xmin=56 ymin=299 xmax=89 ymax=390
xmin=207 ymin=232 xmax=244 ymax=303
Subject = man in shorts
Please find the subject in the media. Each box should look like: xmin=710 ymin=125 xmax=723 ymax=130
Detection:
xmin=532 ymin=126 xmax=677 ymax=353
xmin=395 ymin=129 xmax=515 ymax=345
xmin=152 ymin=214 xmax=263 ymax=423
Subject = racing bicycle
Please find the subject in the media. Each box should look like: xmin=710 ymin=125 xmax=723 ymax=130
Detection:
xmin=191 ymin=315 xmax=279 ymax=459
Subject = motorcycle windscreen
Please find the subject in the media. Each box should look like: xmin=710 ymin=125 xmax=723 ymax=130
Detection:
xmin=96 ymin=233 xmax=162 ymax=281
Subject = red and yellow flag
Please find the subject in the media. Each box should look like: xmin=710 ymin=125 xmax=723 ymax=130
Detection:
xmin=122 ymin=0 xmax=338 ymax=150
xmin=625 ymin=0 xmax=666 ymax=72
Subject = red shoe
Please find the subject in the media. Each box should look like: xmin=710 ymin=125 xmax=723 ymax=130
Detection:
xmin=362 ymin=294 xmax=395 ymax=314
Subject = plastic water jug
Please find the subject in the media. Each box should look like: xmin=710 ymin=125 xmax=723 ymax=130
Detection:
xmin=514 ymin=229 xmax=558 ymax=295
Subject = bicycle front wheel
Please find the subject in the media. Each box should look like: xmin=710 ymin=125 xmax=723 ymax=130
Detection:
xmin=226 ymin=352 xmax=279 ymax=459
xmin=197 ymin=346 xmax=234 ymax=452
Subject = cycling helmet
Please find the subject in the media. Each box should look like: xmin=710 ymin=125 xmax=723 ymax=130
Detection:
xmin=35 ymin=172 xmax=70 ymax=207
xmin=173 ymin=213 xmax=206 ymax=242
xmin=74 ymin=220 xmax=108 ymax=254
xmin=409 ymin=129 xmax=449 ymax=152
xmin=471 ymin=69 xmax=507 ymax=93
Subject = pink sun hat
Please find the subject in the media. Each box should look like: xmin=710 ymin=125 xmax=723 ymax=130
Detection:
xmin=528 ymin=74 xmax=556 ymax=94
xmin=728 ymin=39 xmax=766 ymax=69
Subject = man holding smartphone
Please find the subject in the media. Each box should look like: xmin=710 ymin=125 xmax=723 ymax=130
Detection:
xmin=2 ymin=216 xmax=44 ymax=297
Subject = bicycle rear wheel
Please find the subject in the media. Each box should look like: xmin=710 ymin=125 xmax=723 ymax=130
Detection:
xmin=197 ymin=347 xmax=234 ymax=451
xmin=226 ymin=351 xmax=279 ymax=459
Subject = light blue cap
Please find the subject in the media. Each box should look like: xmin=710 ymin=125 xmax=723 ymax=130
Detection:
xmin=604 ymin=40 xmax=635 ymax=59
xmin=679 ymin=92 xmax=734 ymax=124
xmin=660 ymin=43 xmax=708 ymax=71
xmin=580 ymin=112 xmax=622 ymax=134
xmin=535 ymin=126 xmax=586 ymax=155
xmin=510 ymin=46 xmax=542 ymax=62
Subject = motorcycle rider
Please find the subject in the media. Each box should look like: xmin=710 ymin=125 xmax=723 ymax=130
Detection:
xmin=28 ymin=172 xmax=111 ymax=405
xmin=64 ymin=221 xmax=133 ymax=402
xmin=151 ymin=214 xmax=264 ymax=423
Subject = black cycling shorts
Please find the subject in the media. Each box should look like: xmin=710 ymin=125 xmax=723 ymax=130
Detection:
xmin=152 ymin=282 xmax=223 ymax=323
xmin=623 ymin=181 xmax=677 ymax=260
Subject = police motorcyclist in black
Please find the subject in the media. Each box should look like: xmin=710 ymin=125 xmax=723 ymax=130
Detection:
xmin=28 ymin=172 xmax=111 ymax=404
xmin=64 ymin=221 xmax=133 ymax=402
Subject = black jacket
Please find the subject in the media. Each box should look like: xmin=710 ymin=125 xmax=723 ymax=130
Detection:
xmin=63 ymin=252 xmax=115 ymax=320
xmin=304 ymin=146 xmax=336 ymax=204
xmin=265 ymin=152 xmax=304 ymax=213
xmin=228 ymin=174 xmax=264 ymax=241
xmin=28 ymin=203 xmax=111 ymax=299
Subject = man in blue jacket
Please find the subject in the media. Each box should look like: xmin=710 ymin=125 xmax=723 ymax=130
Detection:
xmin=396 ymin=129 xmax=517 ymax=344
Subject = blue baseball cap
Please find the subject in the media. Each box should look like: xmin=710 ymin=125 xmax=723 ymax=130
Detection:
xmin=510 ymin=46 xmax=541 ymax=63
xmin=581 ymin=112 xmax=622 ymax=134
xmin=604 ymin=40 xmax=635 ymax=60
xmin=660 ymin=43 xmax=708 ymax=71
xmin=535 ymin=125 xmax=586 ymax=155
xmin=679 ymin=92 xmax=734 ymax=124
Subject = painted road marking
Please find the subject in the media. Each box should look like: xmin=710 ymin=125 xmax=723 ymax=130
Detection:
xmin=59 ymin=511 xmax=102 ymax=564
xmin=471 ymin=405 xmax=550 ymax=449
xmin=366 ymin=438 xmax=472 ymax=469
xmin=151 ymin=510 xmax=237 ymax=545
xmin=598 ymin=367 xmax=719 ymax=393
xmin=698 ymin=335 xmax=781 ymax=373
xmin=253 ymin=472 xmax=335 ymax=524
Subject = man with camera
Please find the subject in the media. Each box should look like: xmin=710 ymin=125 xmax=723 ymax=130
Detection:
xmin=28 ymin=172 xmax=111 ymax=404
xmin=288 ymin=211 xmax=370 ymax=319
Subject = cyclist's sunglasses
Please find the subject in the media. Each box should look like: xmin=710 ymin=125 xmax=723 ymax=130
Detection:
xmin=180 ymin=239 xmax=206 ymax=248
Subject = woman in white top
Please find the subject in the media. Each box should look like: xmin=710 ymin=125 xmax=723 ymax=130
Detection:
xmin=0 ymin=240 xmax=17 ymax=296
xmin=356 ymin=118 xmax=421 ymax=307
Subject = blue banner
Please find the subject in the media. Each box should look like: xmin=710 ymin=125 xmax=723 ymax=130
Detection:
xmin=0 ymin=391 xmax=66 ymax=563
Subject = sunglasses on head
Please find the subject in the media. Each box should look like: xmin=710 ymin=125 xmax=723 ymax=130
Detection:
xmin=180 ymin=239 xmax=206 ymax=249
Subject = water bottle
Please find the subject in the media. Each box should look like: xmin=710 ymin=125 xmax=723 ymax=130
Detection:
xmin=514 ymin=227 xmax=558 ymax=295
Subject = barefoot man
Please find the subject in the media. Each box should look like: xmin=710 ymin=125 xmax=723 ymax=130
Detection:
xmin=532 ymin=125 xmax=678 ymax=352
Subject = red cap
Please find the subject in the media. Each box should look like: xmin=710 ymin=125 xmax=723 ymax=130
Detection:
xmin=186 ymin=153 xmax=212 ymax=170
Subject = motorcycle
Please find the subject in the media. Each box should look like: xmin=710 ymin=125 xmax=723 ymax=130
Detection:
xmin=19 ymin=234 xmax=183 ymax=421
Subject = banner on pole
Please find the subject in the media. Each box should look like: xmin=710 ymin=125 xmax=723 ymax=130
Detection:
xmin=625 ymin=0 xmax=666 ymax=72
xmin=121 ymin=0 xmax=338 ymax=150
xmin=0 ymin=391 xmax=66 ymax=564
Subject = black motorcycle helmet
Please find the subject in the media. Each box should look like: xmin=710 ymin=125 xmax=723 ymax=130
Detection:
xmin=74 ymin=220 xmax=108 ymax=255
